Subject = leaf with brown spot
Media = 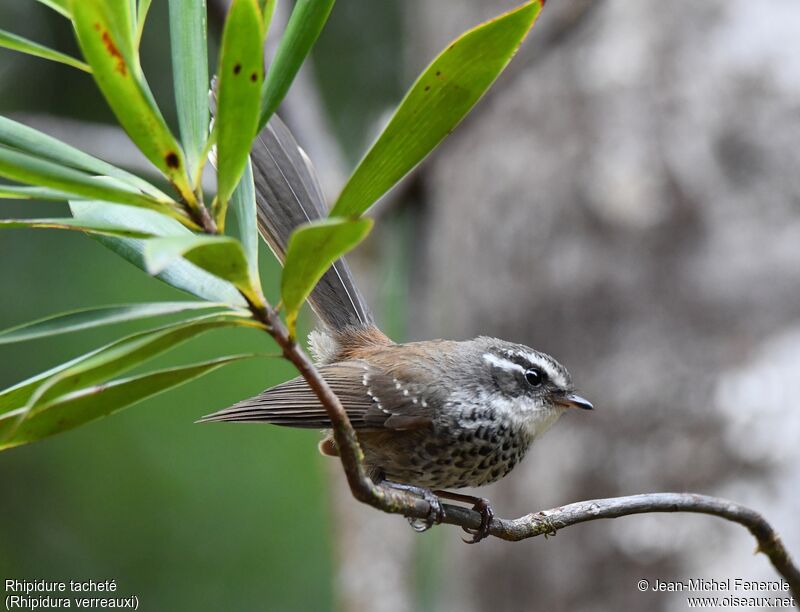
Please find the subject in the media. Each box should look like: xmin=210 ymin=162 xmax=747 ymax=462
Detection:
xmin=215 ymin=0 xmax=265 ymax=215
xmin=71 ymin=0 xmax=194 ymax=205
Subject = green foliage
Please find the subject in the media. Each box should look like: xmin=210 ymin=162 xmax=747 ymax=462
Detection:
xmin=0 ymin=0 xmax=544 ymax=448
xmin=0 ymin=355 xmax=262 ymax=450
xmin=230 ymin=159 xmax=260 ymax=282
xmin=0 ymin=147 xmax=183 ymax=218
xmin=0 ymin=28 xmax=90 ymax=72
xmin=16 ymin=313 xmax=259 ymax=410
xmin=70 ymin=200 xmax=248 ymax=306
xmin=169 ymin=0 xmax=209 ymax=177
xmin=0 ymin=302 xmax=228 ymax=344
xmin=71 ymin=0 xmax=195 ymax=206
xmin=0 ymin=185 xmax=82 ymax=200
xmin=259 ymin=0 xmax=335 ymax=130
xmin=281 ymin=217 xmax=372 ymax=336
xmin=0 ymin=217 xmax=155 ymax=238
xmin=215 ymin=0 xmax=265 ymax=214
xmin=331 ymin=0 xmax=543 ymax=217
xmin=0 ymin=116 xmax=166 ymax=198
xmin=143 ymin=235 xmax=264 ymax=307
xmin=33 ymin=0 xmax=71 ymax=18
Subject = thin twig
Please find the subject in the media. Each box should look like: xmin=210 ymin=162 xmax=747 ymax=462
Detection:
xmin=442 ymin=492 xmax=800 ymax=602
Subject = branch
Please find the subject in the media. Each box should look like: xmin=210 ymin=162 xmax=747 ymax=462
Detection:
xmin=442 ymin=492 xmax=800 ymax=601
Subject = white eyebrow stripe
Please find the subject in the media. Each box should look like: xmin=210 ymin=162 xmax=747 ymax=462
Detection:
xmin=508 ymin=349 xmax=547 ymax=368
xmin=483 ymin=353 xmax=526 ymax=373
xmin=505 ymin=349 xmax=569 ymax=388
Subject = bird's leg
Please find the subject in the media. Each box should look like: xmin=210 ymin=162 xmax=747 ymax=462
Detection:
xmin=433 ymin=490 xmax=494 ymax=544
xmin=382 ymin=481 xmax=445 ymax=532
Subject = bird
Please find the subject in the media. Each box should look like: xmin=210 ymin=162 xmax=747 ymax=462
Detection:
xmin=200 ymin=116 xmax=593 ymax=542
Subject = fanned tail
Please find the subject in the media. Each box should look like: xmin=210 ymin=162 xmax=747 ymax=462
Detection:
xmin=251 ymin=117 xmax=373 ymax=330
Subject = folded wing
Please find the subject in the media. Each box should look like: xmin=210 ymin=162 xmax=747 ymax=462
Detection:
xmin=199 ymin=360 xmax=433 ymax=431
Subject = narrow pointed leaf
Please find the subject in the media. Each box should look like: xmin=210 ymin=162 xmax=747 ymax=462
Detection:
xmin=0 ymin=184 xmax=82 ymax=201
xmin=0 ymin=146 xmax=189 ymax=223
xmin=136 ymin=0 xmax=153 ymax=47
xmin=0 ymin=218 xmax=155 ymax=238
xmin=71 ymin=0 xmax=195 ymax=205
xmin=281 ymin=217 xmax=372 ymax=336
xmin=258 ymin=0 xmax=334 ymax=130
xmin=70 ymin=200 xmax=247 ymax=306
xmin=143 ymin=235 xmax=263 ymax=306
xmin=0 ymin=29 xmax=90 ymax=72
xmin=0 ymin=116 xmax=167 ymax=199
xmin=0 ymin=350 xmax=98 ymax=415
xmin=260 ymin=0 xmax=276 ymax=36
xmin=331 ymin=1 xmax=543 ymax=217
xmin=0 ymin=312 xmax=259 ymax=416
xmin=0 ymin=301 xmax=228 ymax=345
xmin=34 ymin=0 xmax=70 ymax=18
xmin=215 ymin=0 xmax=265 ymax=207
xmin=104 ymin=0 xmax=137 ymax=73
xmin=26 ymin=313 xmax=260 ymax=409
xmin=230 ymin=158 xmax=259 ymax=283
xmin=169 ymin=0 xmax=209 ymax=175
xmin=0 ymin=355 xmax=260 ymax=450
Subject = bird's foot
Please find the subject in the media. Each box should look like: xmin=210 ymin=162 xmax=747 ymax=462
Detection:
xmin=433 ymin=490 xmax=495 ymax=544
xmin=383 ymin=481 xmax=445 ymax=532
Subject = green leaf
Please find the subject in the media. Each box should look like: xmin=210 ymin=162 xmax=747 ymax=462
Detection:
xmin=0 ymin=312 xmax=259 ymax=417
xmin=331 ymin=0 xmax=543 ymax=217
xmin=104 ymin=0 xmax=137 ymax=72
xmin=0 ymin=145 xmax=191 ymax=224
xmin=143 ymin=235 xmax=263 ymax=307
xmin=136 ymin=0 xmax=153 ymax=47
xmin=260 ymin=0 xmax=277 ymax=36
xmin=169 ymin=0 xmax=209 ymax=176
xmin=33 ymin=0 xmax=70 ymax=18
xmin=0 ymin=217 xmax=155 ymax=238
xmin=258 ymin=0 xmax=334 ymax=131
xmin=0 ymin=28 xmax=90 ymax=72
xmin=0 ymin=315 xmax=253 ymax=414
xmin=281 ymin=217 xmax=372 ymax=336
xmin=0 ymin=184 xmax=82 ymax=201
xmin=0 ymin=355 xmax=260 ymax=450
xmin=215 ymin=0 xmax=265 ymax=211
xmin=26 ymin=313 xmax=259 ymax=409
xmin=69 ymin=200 xmax=247 ymax=306
xmin=0 ymin=116 xmax=168 ymax=200
xmin=0 ymin=301 xmax=228 ymax=345
xmin=0 ymin=351 xmax=96 ymax=416
xmin=71 ymin=0 xmax=196 ymax=206
xmin=229 ymin=158 xmax=259 ymax=284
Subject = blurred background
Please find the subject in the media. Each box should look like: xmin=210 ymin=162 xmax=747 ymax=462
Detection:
xmin=2 ymin=1 xmax=799 ymax=611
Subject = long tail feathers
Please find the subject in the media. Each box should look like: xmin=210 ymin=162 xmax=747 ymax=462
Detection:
xmin=251 ymin=117 xmax=373 ymax=330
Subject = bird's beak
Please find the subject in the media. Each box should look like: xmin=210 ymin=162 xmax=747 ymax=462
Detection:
xmin=556 ymin=393 xmax=594 ymax=410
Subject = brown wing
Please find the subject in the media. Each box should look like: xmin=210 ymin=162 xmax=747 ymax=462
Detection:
xmin=198 ymin=359 xmax=433 ymax=431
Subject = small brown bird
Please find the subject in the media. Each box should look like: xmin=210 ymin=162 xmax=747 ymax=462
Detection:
xmin=201 ymin=118 xmax=592 ymax=541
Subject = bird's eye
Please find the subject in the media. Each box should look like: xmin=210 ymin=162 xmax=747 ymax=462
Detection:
xmin=524 ymin=368 xmax=546 ymax=387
